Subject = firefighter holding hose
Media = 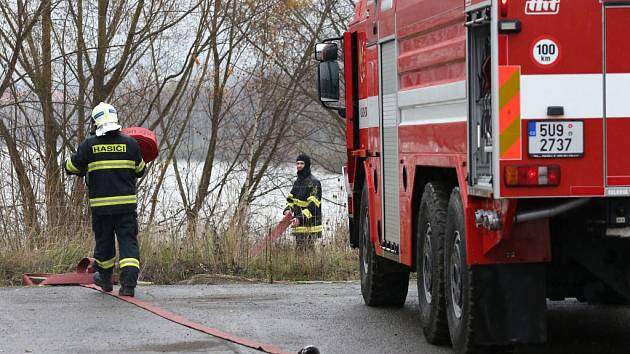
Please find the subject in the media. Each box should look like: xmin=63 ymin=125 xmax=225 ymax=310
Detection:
xmin=64 ymin=102 xmax=145 ymax=297
xmin=284 ymin=154 xmax=322 ymax=249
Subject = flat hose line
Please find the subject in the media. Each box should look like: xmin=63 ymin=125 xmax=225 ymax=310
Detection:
xmin=82 ymin=284 xmax=293 ymax=354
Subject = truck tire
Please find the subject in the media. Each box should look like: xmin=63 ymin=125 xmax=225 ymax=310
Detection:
xmin=359 ymin=183 xmax=409 ymax=307
xmin=444 ymin=188 xmax=476 ymax=354
xmin=417 ymin=182 xmax=451 ymax=344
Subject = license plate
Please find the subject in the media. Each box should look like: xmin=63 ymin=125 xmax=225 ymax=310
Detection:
xmin=528 ymin=121 xmax=583 ymax=158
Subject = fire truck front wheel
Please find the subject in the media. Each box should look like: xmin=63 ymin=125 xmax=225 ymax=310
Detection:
xmin=359 ymin=183 xmax=409 ymax=307
xmin=416 ymin=182 xmax=451 ymax=344
xmin=444 ymin=187 xmax=476 ymax=354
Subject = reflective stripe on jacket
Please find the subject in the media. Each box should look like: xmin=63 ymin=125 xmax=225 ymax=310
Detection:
xmin=64 ymin=131 xmax=145 ymax=215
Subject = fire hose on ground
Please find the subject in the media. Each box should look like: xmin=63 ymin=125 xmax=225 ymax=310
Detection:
xmin=22 ymin=214 xmax=319 ymax=354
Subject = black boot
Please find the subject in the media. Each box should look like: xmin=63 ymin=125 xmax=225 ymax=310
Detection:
xmin=118 ymin=286 xmax=135 ymax=297
xmin=93 ymin=272 xmax=113 ymax=292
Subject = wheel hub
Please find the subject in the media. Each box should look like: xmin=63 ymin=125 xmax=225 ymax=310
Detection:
xmin=450 ymin=230 xmax=463 ymax=319
xmin=361 ymin=210 xmax=369 ymax=278
xmin=422 ymin=223 xmax=433 ymax=304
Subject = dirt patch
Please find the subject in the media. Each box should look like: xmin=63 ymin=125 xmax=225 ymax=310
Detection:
xmin=178 ymin=273 xmax=261 ymax=285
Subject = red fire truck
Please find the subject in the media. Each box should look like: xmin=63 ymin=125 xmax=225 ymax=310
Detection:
xmin=315 ymin=0 xmax=630 ymax=352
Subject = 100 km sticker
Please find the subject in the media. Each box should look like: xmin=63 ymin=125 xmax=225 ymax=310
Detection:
xmin=532 ymin=38 xmax=559 ymax=66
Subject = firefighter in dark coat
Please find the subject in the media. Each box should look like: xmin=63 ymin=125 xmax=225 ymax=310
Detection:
xmin=284 ymin=154 xmax=322 ymax=249
xmin=64 ymin=102 xmax=145 ymax=297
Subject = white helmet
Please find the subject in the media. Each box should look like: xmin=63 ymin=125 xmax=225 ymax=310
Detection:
xmin=91 ymin=102 xmax=121 ymax=136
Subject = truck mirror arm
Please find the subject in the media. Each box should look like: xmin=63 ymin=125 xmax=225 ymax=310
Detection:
xmin=319 ymin=101 xmax=345 ymax=118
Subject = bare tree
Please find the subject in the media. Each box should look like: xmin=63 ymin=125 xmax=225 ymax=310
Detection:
xmin=0 ymin=0 xmax=51 ymax=233
xmin=185 ymin=0 xmax=258 ymax=227
xmin=0 ymin=0 xmax=354 ymax=243
xmin=230 ymin=0 xmax=351 ymax=206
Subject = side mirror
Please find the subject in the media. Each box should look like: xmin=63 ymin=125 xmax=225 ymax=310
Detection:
xmin=318 ymin=61 xmax=340 ymax=103
xmin=315 ymin=43 xmax=338 ymax=62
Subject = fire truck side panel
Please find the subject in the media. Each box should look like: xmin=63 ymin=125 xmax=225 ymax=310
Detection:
xmin=377 ymin=0 xmax=396 ymax=38
xmin=344 ymin=32 xmax=357 ymax=153
xmin=346 ymin=4 xmax=370 ymax=245
xmin=351 ymin=0 xmax=386 ymax=254
xmin=365 ymin=1 xmax=379 ymax=44
xmin=344 ymin=32 xmax=358 ymax=193
xmin=397 ymin=5 xmax=466 ymax=90
xmin=364 ymin=47 xmax=380 ymax=151
xmin=604 ymin=6 xmax=630 ymax=186
xmin=362 ymin=159 xmax=385 ymax=257
xmin=362 ymin=44 xmax=382 ymax=257
xmin=343 ymin=30 xmax=361 ymax=250
xmin=351 ymin=0 xmax=366 ymax=25
xmin=395 ymin=1 xmax=467 ymax=266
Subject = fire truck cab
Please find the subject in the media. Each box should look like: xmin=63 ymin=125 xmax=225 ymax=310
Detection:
xmin=316 ymin=0 xmax=630 ymax=352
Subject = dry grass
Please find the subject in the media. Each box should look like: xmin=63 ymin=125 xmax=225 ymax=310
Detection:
xmin=0 ymin=220 xmax=358 ymax=286
xmin=137 ymin=220 xmax=358 ymax=284
xmin=0 ymin=232 xmax=94 ymax=286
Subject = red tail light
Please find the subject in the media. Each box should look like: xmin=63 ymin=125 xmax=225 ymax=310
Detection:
xmin=505 ymin=165 xmax=561 ymax=187
xmin=500 ymin=0 xmax=509 ymax=17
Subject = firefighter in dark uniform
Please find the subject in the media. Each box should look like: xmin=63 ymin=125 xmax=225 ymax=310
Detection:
xmin=64 ymin=102 xmax=145 ymax=297
xmin=284 ymin=154 xmax=322 ymax=249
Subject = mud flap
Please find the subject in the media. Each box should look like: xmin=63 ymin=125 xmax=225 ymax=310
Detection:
xmin=472 ymin=263 xmax=547 ymax=345
xmin=565 ymin=236 xmax=630 ymax=301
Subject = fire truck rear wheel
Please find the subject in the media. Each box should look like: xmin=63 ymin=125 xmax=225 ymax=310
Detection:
xmin=444 ymin=188 xmax=476 ymax=354
xmin=359 ymin=183 xmax=409 ymax=307
xmin=416 ymin=182 xmax=451 ymax=344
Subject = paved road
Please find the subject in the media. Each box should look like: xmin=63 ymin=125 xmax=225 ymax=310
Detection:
xmin=2 ymin=282 xmax=630 ymax=353
xmin=0 ymin=286 xmax=257 ymax=354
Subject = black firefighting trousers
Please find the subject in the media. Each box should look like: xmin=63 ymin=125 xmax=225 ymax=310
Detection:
xmin=92 ymin=212 xmax=140 ymax=287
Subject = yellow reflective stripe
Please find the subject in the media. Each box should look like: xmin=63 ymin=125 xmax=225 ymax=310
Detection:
xmin=96 ymin=257 xmax=116 ymax=269
xmin=66 ymin=159 xmax=80 ymax=174
xmin=302 ymin=209 xmax=313 ymax=219
xmin=291 ymin=197 xmax=320 ymax=208
xmin=292 ymin=198 xmax=310 ymax=208
xmin=136 ymin=159 xmax=146 ymax=173
xmin=89 ymin=195 xmax=137 ymax=207
xmin=293 ymin=225 xmax=322 ymax=233
xmin=119 ymin=258 xmax=140 ymax=269
xmin=307 ymin=195 xmax=321 ymax=207
xmin=87 ymin=160 xmax=135 ymax=172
